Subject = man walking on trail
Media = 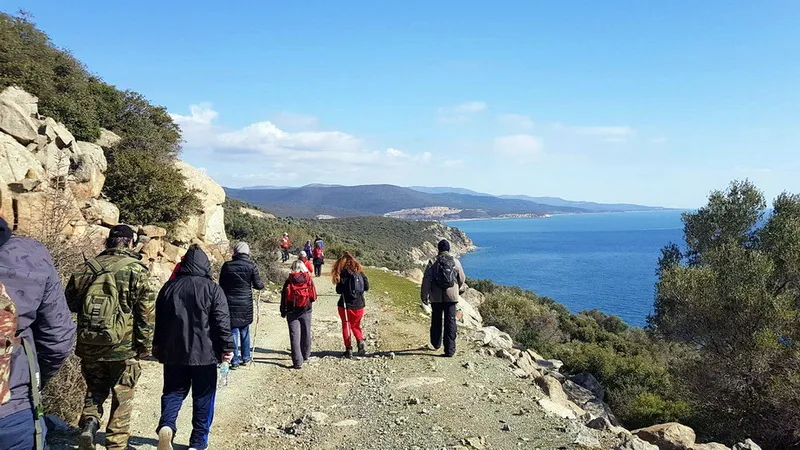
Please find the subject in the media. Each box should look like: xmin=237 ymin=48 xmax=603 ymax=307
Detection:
xmin=421 ymin=239 xmax=466 ymax=357
xmin=219 ymin=242 xmax=265 ymax=369
xmin=65 ymin=224 xmax=156 ymax=450
xmin=0 ymin=195 xmax=75 ymax=450
xmin=154 ymin=245 xmax=233 ymax=450
xmin=280 ymin=232 xmax=291 ymax=263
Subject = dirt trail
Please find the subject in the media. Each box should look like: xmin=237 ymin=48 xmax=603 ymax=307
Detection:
xmin=53 ymin=267 xmax=601 ymax=450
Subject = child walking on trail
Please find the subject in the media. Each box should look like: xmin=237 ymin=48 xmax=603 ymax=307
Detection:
xmin=332 ymin=252 xmax=369 ymax=358
xmin=280 ymin=261 xmax=317 ymax=369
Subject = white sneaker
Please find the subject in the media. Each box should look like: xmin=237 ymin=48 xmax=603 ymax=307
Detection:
xmin=157 ymin=426 xmax=174 ymax=450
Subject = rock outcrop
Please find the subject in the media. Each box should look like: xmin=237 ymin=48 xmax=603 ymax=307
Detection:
xmin=0 ymin=86 xmax=229 ymax=287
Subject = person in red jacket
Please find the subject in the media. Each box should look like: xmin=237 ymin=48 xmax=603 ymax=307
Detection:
xmin=280 ymin=261 xmax=317 ymax=369
xmin=280 ymin=233 xmax=291 ymax=263
xmin=298 ymin=251 xmax=314 ymax=274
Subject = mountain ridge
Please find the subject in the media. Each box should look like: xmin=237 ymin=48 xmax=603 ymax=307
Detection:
xmin=227 ymin=184 xmax=667 ymax=219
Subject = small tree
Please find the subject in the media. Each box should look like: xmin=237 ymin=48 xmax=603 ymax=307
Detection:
xmin=651 ymin=180 xmax=800 ymax=448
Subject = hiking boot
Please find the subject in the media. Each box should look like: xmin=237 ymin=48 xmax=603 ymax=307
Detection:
xmin=78 ymin=417 xmax=99 ymax=450
xmin=343 ymin=348 xmax=353 ymax=359
xmin=240 ymin=360 xmax=249 ymax=367
xmin=231 ymin=363 xmax=240 ymax=370
xmin=357 ymin=340 xmax=367 ymax=356
xmin=157 ymin=426 xmax=174 ymax=450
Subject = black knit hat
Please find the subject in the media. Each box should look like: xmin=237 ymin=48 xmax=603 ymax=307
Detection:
xmin=109 ymin=224 xmax=135 ymax=240
xmin=437 ymin=239 xmax=451 ymax=252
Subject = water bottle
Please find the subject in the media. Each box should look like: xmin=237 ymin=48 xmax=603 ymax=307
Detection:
xmin=219 ymin=361 xmax=230 ymax=387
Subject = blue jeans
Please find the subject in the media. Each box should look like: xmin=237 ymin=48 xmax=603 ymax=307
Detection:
xmin=0 ymin=409 xmax=47 ymax=450
xmin=157 ymin=365 xmax=217 ymax=450
xmin=232 ymin=326 xmax=251 ymax=365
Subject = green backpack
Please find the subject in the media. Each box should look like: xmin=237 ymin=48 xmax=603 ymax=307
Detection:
xmin=77 ymin=257 xmax=139 ymax=347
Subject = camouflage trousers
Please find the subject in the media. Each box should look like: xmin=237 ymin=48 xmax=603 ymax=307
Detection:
xmin=80 ymin=359 xmax=141 ymax=450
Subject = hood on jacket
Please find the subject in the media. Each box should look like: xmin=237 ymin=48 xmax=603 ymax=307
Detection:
xmin=289 ymin=272 xmax=311 ymax=285
xmin=178 ymin=246 xmax=212 ymax=277
xmin=0 ymin=217 xmax=12 ymax=248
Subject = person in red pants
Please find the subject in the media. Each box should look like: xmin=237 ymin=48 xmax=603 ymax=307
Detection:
xmin=331 ymin=252 xmax=370 ymax=358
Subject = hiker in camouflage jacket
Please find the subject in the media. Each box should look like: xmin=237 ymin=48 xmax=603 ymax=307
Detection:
xmin=65 ymin=224 xmax=156 ymax=450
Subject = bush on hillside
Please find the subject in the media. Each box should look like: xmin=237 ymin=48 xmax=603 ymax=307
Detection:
xmin=0 ymin=11 xmax=198 ymax=225
xmin=475 ymin=279 xmax=690 ymax=431
xmin=651 ymin=180 xmax=800 ymax=448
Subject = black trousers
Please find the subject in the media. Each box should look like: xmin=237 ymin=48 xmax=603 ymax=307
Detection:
xmin=287 ymin=309 xmax=312 ymax=368
xmin=430 ymin=302 xmax=458 ymax=356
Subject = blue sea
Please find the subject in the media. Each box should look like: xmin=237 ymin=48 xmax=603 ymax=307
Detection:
xmin=447 ymin=211 xmax=685 ymax=326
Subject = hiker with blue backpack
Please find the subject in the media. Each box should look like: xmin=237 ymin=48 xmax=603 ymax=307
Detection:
xmin=280 ymin=260 xmax=317 ymax=369
xmin=332 ymin=252 xmax=369 ymax=358
xmin=421 ymin=240 xmax=466 ymax=357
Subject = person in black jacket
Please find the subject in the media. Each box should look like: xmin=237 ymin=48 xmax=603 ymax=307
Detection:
xmin=332 ymin=252 xmax=370 ymax=358
xmin=218 ymin=242 xmax=265 ymax=369
xmin=153 ymin=245 xmax=233 ymax=450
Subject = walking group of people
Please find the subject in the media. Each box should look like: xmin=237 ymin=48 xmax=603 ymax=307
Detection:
xmin=0 ymin=187 xmax=467 ymax=450
xmin=283 ymin=233 xmax=325 ymax=277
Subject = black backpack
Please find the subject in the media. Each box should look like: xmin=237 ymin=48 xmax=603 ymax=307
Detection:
xmin=433 ymin=254 xmax=457 ymax=289
xmin=347 ymin=272 xmax=365 ymax=300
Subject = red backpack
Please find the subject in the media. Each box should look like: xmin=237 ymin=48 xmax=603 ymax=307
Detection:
xmin=312 ymin=247 xmax=324 ymax=259
xmin=286 ymin=273 xmax=315 ymax=308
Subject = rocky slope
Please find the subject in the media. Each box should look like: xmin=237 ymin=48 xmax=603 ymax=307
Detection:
xmin=0 ymin=86 xmax=229 ymax=283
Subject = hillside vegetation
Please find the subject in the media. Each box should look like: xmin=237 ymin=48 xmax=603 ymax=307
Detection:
xmin=478 ymin=180 xmax=800 ymax=449
xmin=0 ymin=12 xmax=199 ymax=225
xmin=224 ymin=199 xmax=471 ymax=272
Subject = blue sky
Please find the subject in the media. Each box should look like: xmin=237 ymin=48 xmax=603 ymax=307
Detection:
xmin=5 ymin=1 xmax=799 ymax=207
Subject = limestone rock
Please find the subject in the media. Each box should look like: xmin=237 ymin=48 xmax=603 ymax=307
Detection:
xmin=95 ymin=128 xmax=122 ymax=148
xmin=139 ymin=225 xmax=167 ymax=238
xmin=403 ymin=267 xmax=424 ymax=284
xmin=85 ymin=225 xmax=111 ymax=253
xmin=563 ymin=380 xmax=619 ymax=425
xmin=515 ymin=351 xmax=542 ymax=378
xmin=535 ymin=375 xmax=585 ymax=415
xmin=172 ymin=160 xmax=227 ymax=244
xmin=174 ymin=160 xmax=224 ymax=210
xmin=35 ymin=142 xmax=70 ymax=178
xmin=732 ymin=440 xmax=761 ymax=450
xmin=461 ymin=287 xmax=485 ymax=307
xmin=0 ymin=133 xmax=43 ymax=183
xmin=694 ymin=443 xmax=731 ymax=450
xmin=571 ymin=373 xmax=605 ymax=400
xmin=203 ymin=204 xmax=226 ymax=244
xmin=139 ymin=237 xmax=162 ymax=262
xmin=238 ymin=207 xmax=274 ymax=220
xmin=473 ymin=326 xmax=513 ymax=350
xmin=456 ymin=297 xmax=482 ymax=329
xmin=42 ymin=117 xmax=75 ymax=149
xmin=71 ymin=141 xmax=107 ymax=177
xmin=615 ymin=435 xmax=659 ymax=450
xmin=633 ymin=423 xmax=696 ymax=450
xmin=13 ymin=189 xmax=84 ymax=236
xmin=0 ymin=98 xmax=39 ymax=144
xmin=0 ymin=87 xmax=38 ymax=118
xmin=81 ymin=199 xmax=119 ymax=226
xmin=537 ymin=397 xmax=579 ymax=420
xmin=393 ymin=377 xmax=445 ymax=390
xmin=161 ymin=242 xmax=186 ymax=264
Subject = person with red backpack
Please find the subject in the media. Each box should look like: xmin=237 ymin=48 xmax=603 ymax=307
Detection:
xmin=332 ymin=252 xmax=369 ymax=358
xmin=311 ymin=242 xmax=324 ymax=277
xmin=280 ymin=260 xmax=317 ymax=369
xmin=298 ymin=251 xmax=314 ymax=274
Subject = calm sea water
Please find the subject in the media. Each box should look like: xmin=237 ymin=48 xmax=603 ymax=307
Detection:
xmin=447 ymin=211 xmax=685 ymax=326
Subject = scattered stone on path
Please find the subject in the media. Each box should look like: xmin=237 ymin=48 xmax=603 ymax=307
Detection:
xmin=333 ymin=419 xmax=359 ymax=427
xmin=733 ymin=439 xmax=762 ymax=450
xmin=394 ymin=377 xmax=445 ymax=390
xmin=308 ymin=411 xmax=329 ymax=424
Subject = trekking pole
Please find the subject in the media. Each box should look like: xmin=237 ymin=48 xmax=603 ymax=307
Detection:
xmin=251 ymin=290 xmax=261 ymax=369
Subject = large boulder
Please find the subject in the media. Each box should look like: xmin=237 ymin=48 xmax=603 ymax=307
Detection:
xmin=95 ymin=128 xmax=122 ymax=148
xmin=0 ymin=133 xmax=43 ymax=184
xmin=535 ymin=375 xmax=585 ymax=416
xmin=68 ymin=141 xmax=107 ymax=199
xmin=0 ymin=87 xmax=38 ymax=118
xmin=81 ymin=199 xmax=119 ymax=226
xmin=633 ymin=423 xmax=696 ymax=450
xmin=13 ymin=189 xmax=84 ymax=236
xmin=615 ymin=435 xmax=659 ymax=450
xmin=456 ymin=297 xmax=483 ymax=329
xmin=563 ymin=380 xmax=618 ymax=425
xmin=473 ymin=326 xmax=513 ymax=350
xmin=35 ymin=142 xmax=70 ymax=178
xmin=41 ymin=117 xmax=75 ymax=149
xmin=732 ymin=440 xmax=761 ymax=450
xmin=694 ymin=443 xmax=731 ymax=450
xmin=173 ymin=161 xmax=226 ymax=244
xmin=0 ymin=98 xmax=38 ymax=145
xmin=571 ymin=373 xmax=605 ymax=400
xmin=461 ymin=287 xmax=485 ymax=307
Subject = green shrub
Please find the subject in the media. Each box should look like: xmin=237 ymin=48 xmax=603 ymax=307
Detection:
xmin=0 ymin=11 xmax=198 ymax=225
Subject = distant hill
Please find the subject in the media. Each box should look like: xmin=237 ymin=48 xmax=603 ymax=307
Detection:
xmin=226 ymin=184 xmax=585 ymax=219
xmin=408 ymin=186 xmax=494 ymax=197
xmin=498 ymin=195 xmax=666 ymax=212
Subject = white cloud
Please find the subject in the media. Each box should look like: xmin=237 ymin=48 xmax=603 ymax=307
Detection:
xmin=553 ymin=123 xmax=637 ymax=143
xmin=437 ymin=101 xmax=488 ymax=123
xmin=270 ymin=112 xmax=321 ymax=131
xmin=173 ymin=104 xmax=435 ymax=171
xmin=493 ymin=134 xmax=544 ymax=162
xmin=497 ymin=114 xmax=534 ymax=131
